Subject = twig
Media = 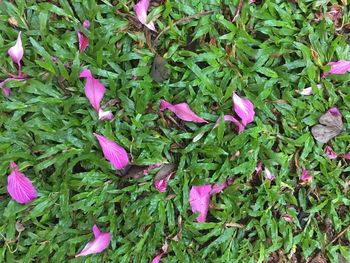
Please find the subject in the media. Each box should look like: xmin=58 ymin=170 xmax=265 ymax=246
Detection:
xmin=153 ymin=10 xmax=214 ymax=46
xmin=232 ymin=0 xmax=244 ymax=22
xmin=329 ymin=223 xmax=350 ymax=245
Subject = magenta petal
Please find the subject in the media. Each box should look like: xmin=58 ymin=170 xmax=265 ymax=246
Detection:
xmin=264 ymin=167 xmax=275 ymax=181
xmin=3 ymin=87 xmax=11 ymax=97
xmin=324 ymin=146 xmax=337 ymax=159
xmin=300 ymin=169 xmax=313 ymax=183
xmin=98 ymin=109 xmax=114 ymax=121
xmin=76 ymin=224 xmax=111 ymax=257
xmin=7 ymin=162 xmax=37 ymax=204
xmin=154 ymin=173 xmax=172 ymax=192
xmin=223 ymin=115 xmax=245 ymax=133
xmin=328 ymin=107 xmax=341 ymax=116
xmin=80 ymin=69 xmax=105 ymax=112
xmin=344 ymin=152 xmax=350 ymax=160
xmin=189 ymin=185 xmax=212 ymax=222
xmin=133 ymin=0 xmax=157 ymax=32
xmin=8 ymin=31 xmax=23 ymax=66
xmin=77 ymin=31 xmax=89 ymax=53
xmin=94 ymin=133 xmax=129 ymax=170
xmin=325 ymin=60 xmax=350 ymax=76
xmin=160 ymin=99 xmax=207 ymax=123
xmin=233 ymin=92 xmax=255 ymax=126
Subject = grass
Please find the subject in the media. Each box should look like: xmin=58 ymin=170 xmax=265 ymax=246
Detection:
xmin=0 ymin=0 xmax=350 ymax=262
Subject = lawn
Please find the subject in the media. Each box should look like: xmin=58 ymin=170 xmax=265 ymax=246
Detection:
xmin=0 ymin=0 xmax=350 ymax=262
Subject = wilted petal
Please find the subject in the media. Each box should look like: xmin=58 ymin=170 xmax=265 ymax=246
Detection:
xmin=94 ymin=133 xmax=129 ymax=170
xmin=210 ymin=178 xmax=233 ymax=195
xmin=154 ymin=173 xmax=172 ymax=192
xmin=98 ymin=109 xmax=114 ymax=121
xmin=134 ymin=0 xmax=157 ymax=32
xmin=83 ymin=20 xmax=91 ymax=29
xmin=160 ymin=99 xmax=207 ymax=123
xmin=324 ymin=60 xmax=350 ymax=76
xmin=8 ymin=31 xmax=23 ymax=66
xmin=324 ymin=146 xmax=337 ymax=159
xmin=264 ymin=167 xmax=275 ymax=181
xmin=189 ymin=185 xmax=212 ymax=222
xmin=76 ymin=224 xmax=111 ymax=257
xmin=300 ymin=169 xmax=313 ymax=184
xmin=233 ymin=92 xmax=255 ymax=126
xmin=77 ymin=31 xmax=89 ymax=53
xmin=7 ymin=162 xmax=37 ymax=204
xmin=344 ymin=152 xmax=350 ymax=160
xmin=80 ymin=69 xmax=105 ymax=112
xmin=281 ymin=214 xmax=293 ymax=222
xmin=214 ymin=115 xmax=245 ymax=133
xmin=298 ymin=84 xmax=322 ymax=96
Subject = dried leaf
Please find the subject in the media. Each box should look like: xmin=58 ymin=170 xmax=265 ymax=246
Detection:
xmin=150 ymin=55 xmax=169 ymax=82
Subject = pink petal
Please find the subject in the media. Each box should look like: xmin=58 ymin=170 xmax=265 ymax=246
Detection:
xmin=264 ymin=167 xmax=275 ymax=181
xmin=189 ymin=185 xmax=212 ymax=222
xmin=7 ymin=162 xmax=37 ymax=204
xmin=281 ymin=214 xmax=293 ymax=222
xmin=214 ymin=115 xmax=245 ymax=133
xmin=77 ymin=31 xmax=89 ymax=53
xmin=300 ymin=169 xmax=313 ymax=183
xmin=98 ymin=109 xmax=114 ymax=121
xmin=328 ymin=107 xmax=341 ymax=116
xmin=3 ymin=87 xmax=11 ymax=97
xmin=151 ymin=254 xmax=163 ymax=263
xmin=133 ymin=0 xmax=157 ymax=32
xmin=154 ymin=173 xmax=173 ymax=192
xmin=76 ymin=224 xmax=111 ymax=257
xmin=210 ymin=178 xmax=233 ymax=195
xmin=94 ymin=133 xmax=129 ymax=170
xmin=344 ymin=152 xmax=350 ymax=160
xmin=324 ymin=146 xmax=337 ymax=159
xmin=83 ymin=20 xmax=91 ymax=29
xmin=8 ymin=31 xmax=23 ymax=66
xmin=298 ymin=84 xmax=322 ymax=96
xmin=324 ymin=60 xmax=350 ymax=76
xmin=80 ymin=69 xmax=105 ymax=112
xmin=232 ymin=92 xmax=255 ymax=126
xmin=159 ymin=99 xmax=207 ymax=123
xmin=255 ymin=162 xmax=262 ymax=174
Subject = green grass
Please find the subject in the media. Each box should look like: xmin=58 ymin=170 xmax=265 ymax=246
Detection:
xmin=1 ymin=0 xmax=350 ymax=262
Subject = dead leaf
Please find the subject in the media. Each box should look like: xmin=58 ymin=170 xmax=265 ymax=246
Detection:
xmin=8 ymin=17 xmax=18 ymax=27
xmin=123 ymin=165 xmax=147 ymax=180
xmin=150 ymin=55 xmax=169 ymax=82
xmin=155 ymin=164 xmax=177 ymax=180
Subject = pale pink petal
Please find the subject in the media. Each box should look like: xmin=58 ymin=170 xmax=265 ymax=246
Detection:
xmin=298 ymin=84 xmax=322 ymax=96
xmin=344 ymin=152 xmax=350 ymax=160
xmin=160 ymin=99 xmax=207 ymax=123
xmin=134 ymin=0 xmax=157 ymax=32
xmin=7 ymin=162 xmax=37 ymax=204
xmin=80 ymin=69 xmax=105 ymax=112
xmin=98 ymin=109 xmax=114 ymax=121
xmin=300 ymin=169 xmax=313 ymax=183
xmin=83 ymin=20 xmax=91 ymax=29
xmin=324 ymin=146 xmax=337 ymax=159
xmin=189 ymin=185 xmax=212 ymax=222
xmin=264 ymin=167 xmax=275 ymax=181
xmin=214 ymin=115 xmax=245 ymax=133
xmin=233 ymin=92 xmax=255 ymax=126
xmin=8 ymin=31 xmax=23 ymax=66
xmin=154 ymin=173 xmax=172 ymax=192
xmin=249 ymin=0 xmax=256 ymax=3
xmin=77 ymin=31 xmax=89 ymax=53
xmin=94 ymin=133 xmax=129 ymax=170
xmin=210 ymin=178 xmax=233 ymax=195
xmin=255 ymin=162 xmax=262 ymax=174
xmin=281 ymin=214 xmax=293 ymax=222
xmin=324 ymin=60 xmax=350 ymax=76
xmin=76 ymin=224 xmax=111 ymax=257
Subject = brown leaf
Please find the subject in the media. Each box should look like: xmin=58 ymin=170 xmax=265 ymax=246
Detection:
xmin=123 ymin=165 xmax=148 ymax=180
xmin=8 ymin=17 xmax=18 ymax=27
xmin=155 ymin=164 xmax=177 ymax=180
xmin=150 ymin=55 xmax=169 ymax=82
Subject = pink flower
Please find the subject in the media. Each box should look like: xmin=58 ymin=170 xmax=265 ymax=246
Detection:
xmin=264 ymin=167 xmax=275 ymax=181
xmin=160 ymin=99 xmax=208 ymax=123
xmin=98 ymin=109 xmax=114 ymax=121
xmin=323 ymin=60 xmax=350 ymax=76
xmin=8 ymin=31 xmax=23 ymax=68
xmin=80 ymin=69 xmax=106 ymax=112
xmin=344 ymin=152 xmax=350 ymax=160
xmin=324 ymin=146 xmax=337 ymax=159
xmin=189 ymin=185 xmax=212 ymax=222
xmin=134 ymin=0 xmax=157 ymax=32
xmin=300 ymin=169 xmax=313 ymax=184
xmin=94 ymin=133 xmax=129 ymax=170
xmin=298 ymin=84 xmax=322 ymax=96
xmin=76 ymin=225 xmax=111 ymax=257
xmin=232 ymin=92 xmax=255 ymax=126
xmin=7 ymin=162 xmax=37 ymax=204
xmin=214 ymin=115 xmax=245 ymax=133
xmin=154 ymin=173 xmax=173 ymax=192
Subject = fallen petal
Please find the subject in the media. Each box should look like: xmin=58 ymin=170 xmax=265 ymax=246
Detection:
xmin=94 ymin=133 xmax=129 ymax=170
xmin=154 ymin=172 xmax=173 ymax=192
xmin=8 ymin=31 xmax=23 ymax=66
xmin=76 ymin=224 xmax=111 ymax=257
xmin=151 ymin=253 xmax=163 ymax=263
xmin=160 ymin=99 xmax=207 ymax=123
xmin=324 ymin=60 xmax=350 ymax=76
xmin=300 ymin=169 xmax=313 ymax=184
xmin=189 ymin=185 xmax=212 ymax=222
xmin=80 ymin=69 xmax=105 ymax=112
xmin=255 ymin=161 xmax=262 ymax=174
xmin=264 ymin=167 xmax=275 ymax=181
xmin=281 ymin=214 xmax=293 ymax=223
xmin=134 ymin=0 xmax=157 ymax=32
xmin=7 ymin=162 xmax=37 ymax=204
xmin=298 ymin=84 xmax=322 ymax=96
xmin=98 ymin=109 xmax=114 ymax=121
xmin=83 ymin=20 xmax=91 ymax=29
xmin=344 ymin=152 xmax=350 ymax=160
xmin=214 ymin=115 xmax=245 ymax=133
xmin=328 ymin=107 xmax=341 ymax=117
xmin=324 ymin=146 xmax=337 ymax=159
xmin=210 ymin=178 xmax=233 ymax=195
xmin=233 ymin=92 xmax=255 ymax=126
xmin=3 ymin=87 xmax=11 ymax=97
xmin=77 ymin=31 xmax=89 ymax=53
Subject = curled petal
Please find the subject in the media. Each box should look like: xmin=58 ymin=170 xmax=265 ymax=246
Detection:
xmin=298 ymin=84 xmax=322 ymax=96
xmin=189 ymin=185 xmax=212 ymax=222
xmin=324 ymin=60 xmax=350 ymax=76
xmin=94 ymin=133 xmax=129 ymax=170
xmin=154 ymin=172 xmax=173 ymax=192
xmin=160 ymin=99 xmax=207 ymax=123
xmin=264 ymin=167 xmax=275 ymax=181
xmin=80 ymin=69 xmax=105 ymax=112
xmin=133 ymin=0 xmax=157 ymax=32
xmin=98 ymin=109 xmax=114 ymax=121
xmin=7 ymin=162 xmax=37 ymax=204
xmin=76 ymin=224 xmax=111 ymax=257
xmin=214 ymin=115 xmax=245 ymax=133
xmin=3 ymin=87 xmax=11 ymax=97
xmin=233 ymin=92 xmax=255 ymax=126
xmin=300 ymin=169 xmax=313 ymax=184
xmin=8 ymin=31 xmax=23 ymax=66
xmin=324 ymin=146 xmax=337 ymax=159
xmin=77 ymin=31 xmax=89 ymax=53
